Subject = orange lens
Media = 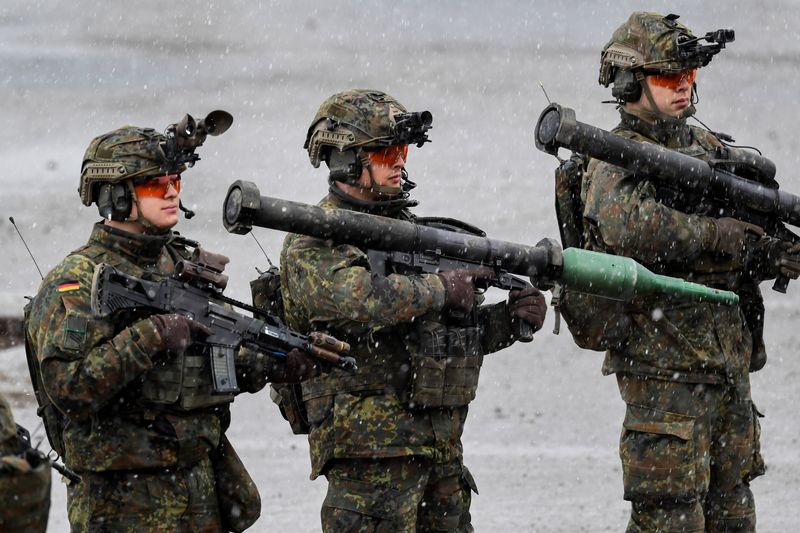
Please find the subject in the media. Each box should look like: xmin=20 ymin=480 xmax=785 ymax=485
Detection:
xmin=367 ymin=145 xmax=409 ymax=166
xmin=135 ymin=174 xmax=181 ymax=198
xmin=649 ymin=68 xmax=697 ymax=89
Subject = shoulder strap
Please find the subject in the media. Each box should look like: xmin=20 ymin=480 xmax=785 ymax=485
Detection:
xmin=554 ymin=152 xmax=589 ymax=249
xmin=23 ymin=301 xmax=67 ymax=457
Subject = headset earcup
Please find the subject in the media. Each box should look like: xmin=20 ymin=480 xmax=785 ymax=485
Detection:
xmin=327 ymin=150 xmax=362 ymax=185
xmin=611 ymin=70 xmax=642 ymax=103
xmin=96 ymin=182 xmax=132 ymax=221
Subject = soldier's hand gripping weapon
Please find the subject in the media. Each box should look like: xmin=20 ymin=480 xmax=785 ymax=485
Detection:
xmin=90 ymin=248 xmax=355 ymax=394
xmin=221 ymin=181 xmax=738 ymax=330
xmin=534 ymin=102 xmax=800 ymax=292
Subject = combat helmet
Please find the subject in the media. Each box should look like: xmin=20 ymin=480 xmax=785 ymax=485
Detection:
xmin=599 ymin=12 xmax=733 ymax=106
xmin=79 ymin=111 xmax=232 ymax=222
xmin=304 ymin=89 xmax=431 ymax=208
xmin=78 ymin=127 xmax=176 ymax=221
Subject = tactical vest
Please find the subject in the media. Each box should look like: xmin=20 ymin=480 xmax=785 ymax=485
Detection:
xmin=552 ymin=124 xmax=727 ymax=352
xmin=613 ymin=126 xmax=768 ymax=372
xmin=257 ymin=221 xmax=486 ymax=435
xmin=23 ymin=240 xmax=233 ymax=459
xmin=296 ymin=216 xmax=486 ymax=410
xmin=556 ymin=123 xmax=767 ymax=369
xmin=74 ymin=243 xmax=234 ymax=411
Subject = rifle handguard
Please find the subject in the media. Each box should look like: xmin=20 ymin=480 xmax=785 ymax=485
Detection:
xmin=309 ymin=331 xmax=351 ymax=354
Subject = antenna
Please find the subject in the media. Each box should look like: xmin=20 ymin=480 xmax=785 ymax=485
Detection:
xmin=538 ymin=81 xmax=552 ymax=104
xmin=249 ymin=232 xmax=275 ymax=268
xmin=9 ymin=217 xmax=44 ymax=280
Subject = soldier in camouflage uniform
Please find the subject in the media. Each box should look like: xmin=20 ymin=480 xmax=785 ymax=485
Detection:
xmin=583 ymin=12 xmax=800 ymax=531
xmin=25 ymin=123 xmax=318 ymax=532
xmin=275 ymin=89 xmax=547 ymax=532
xmin=0 ymin=391 xmax=51 ymax=532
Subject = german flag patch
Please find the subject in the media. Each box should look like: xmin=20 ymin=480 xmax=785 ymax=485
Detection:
xmin=57 ymin=282 xmax=80 ymax=293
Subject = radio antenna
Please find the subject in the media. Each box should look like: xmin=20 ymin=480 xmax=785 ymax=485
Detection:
xmin=9 ymin=217 xmax=44 ymax=280
xmin=250 ymin=232 xmax=275 ymax=268
xmin=539 ymin=81 xmax=552 ymax=104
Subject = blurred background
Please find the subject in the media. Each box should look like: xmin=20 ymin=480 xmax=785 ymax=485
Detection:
xmin=2 ymin=1 xmax=799 ymax=530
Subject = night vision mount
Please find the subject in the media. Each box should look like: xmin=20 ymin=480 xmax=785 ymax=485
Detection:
xmin=161 ymin=110 xmax=233 ymax=173
xmin=392 ymin=111 xmax=433 ymax=147
xmin=677 ymin=26 xmax=735 ymax=68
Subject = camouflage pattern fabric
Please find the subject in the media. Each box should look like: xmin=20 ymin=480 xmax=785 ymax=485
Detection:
xmin=582 ymin=110 xmax=754 ymax=384
xmin=602 ymin=12 xmax=696 ymax=76
xmin=306 ymin=88 xmax=408 ymax=168
xmin=322 ymin=456 xmax=475 ymax=533
xmin=278 ymin=193 xmax=519 ymax=529
xmin=0 ymin=392 xmax=16 ymax=455
xmin=67 ymin=456 xmax=220 ymax=532
xmin=617 ymin=374 xmax=763 ymax=532
xmin=582 ymin=109 xmax=763 ymax=529
xmin=25 ymin=222 xmax=267 ymax=530
xmin=0 ymin=392 xmax=51 ymax=533
xmin=79 ymin=126 xmax=173 ymax=207
xmin=26 ymin=222 xmax=224 ymax=471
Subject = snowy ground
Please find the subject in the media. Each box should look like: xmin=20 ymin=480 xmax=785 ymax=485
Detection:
xmin=2 ymin=1 xmax=800 ymax=531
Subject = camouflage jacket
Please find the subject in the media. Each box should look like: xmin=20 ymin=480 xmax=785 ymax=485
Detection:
xmin=0 ymin=393 xmax=19 ymax=457
xmin=0 ymin=392 xmax=51 ymax=533
xmin=582 ymin=110 xmax=753 ymax=384
xmin=280 ymin=193 xmax=517 ymax=478
xmin=26 ymin=223 xmax=229 ymax=471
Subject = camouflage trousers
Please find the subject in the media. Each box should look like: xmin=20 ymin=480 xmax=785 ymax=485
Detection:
xmin=617 ymin=373 xmax=765 ymax=533
xmin=67 ymin=457 xmax=221 ymax=533
xmin=321 ymin=455 xmax=477 ymax=533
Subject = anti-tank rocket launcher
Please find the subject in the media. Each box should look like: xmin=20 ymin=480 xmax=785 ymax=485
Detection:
xmin=222 ymin=181 xmax=739 ymax=318
xmin=534 ymin=102 xmax=800 ymax=292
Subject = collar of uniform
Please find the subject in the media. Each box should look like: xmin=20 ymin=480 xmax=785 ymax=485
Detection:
xmin=323 ymin=190 xmax=414 ymax=219
xmin=618 ymin=108 xmax=693 ymax=148
xmin=89 ymin=222 xmax=171 ymax=266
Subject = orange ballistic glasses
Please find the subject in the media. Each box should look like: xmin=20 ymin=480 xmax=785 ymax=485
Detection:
xmin=134 ymin=174 xmax=181 ymax=198
xmin=648 ymin=68 xmax=697 ymax=89
xmin=367 ymin=144 xmax=409 ymax=166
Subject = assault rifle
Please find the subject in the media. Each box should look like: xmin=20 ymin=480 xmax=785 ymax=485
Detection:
xmin=221 ymin=181 xmax=739 ymax=321
xmin=534 ymin=102 xmax=800 ymax=292
xmin=90 ymin=248 xmax=355 ymax=394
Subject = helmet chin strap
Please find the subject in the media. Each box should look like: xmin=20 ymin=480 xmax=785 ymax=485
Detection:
xmin=128 ymin=182 xmax=171 ymax=235
xmin=364 ymin=160 xmax=403 ymax=197
xmin=633 ymin=72 xmax=696 ymax=123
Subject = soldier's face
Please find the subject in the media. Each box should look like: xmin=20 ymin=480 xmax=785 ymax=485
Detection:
xmin=629 ymin=72 xmax=694 ymax=119
xmin=130 ymin=178 xmax=181 ymax=230
xmin=359 ymin=145 xmax=407 ymax=197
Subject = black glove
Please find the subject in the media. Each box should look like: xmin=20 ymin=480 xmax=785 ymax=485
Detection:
xmin=438 ymin=268 xmax=495 ymax=314
xmin=748 ymin=238 xmax=800 ymax=280
xmin=507 ymin=286 xmax=547 ymax=333
xmin=268 ymin=349 xmax=320 ymax=384
xmin=710 ymin=217 xmax=764 ymax=263
xmin=149 ymin=314 xmax=212 ymax=356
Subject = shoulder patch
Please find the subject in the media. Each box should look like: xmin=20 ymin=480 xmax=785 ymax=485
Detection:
xmin=62 ymin=313 xmax=89 ymax=352
xmin=57 ymin=282 xmax=81 ymax=293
